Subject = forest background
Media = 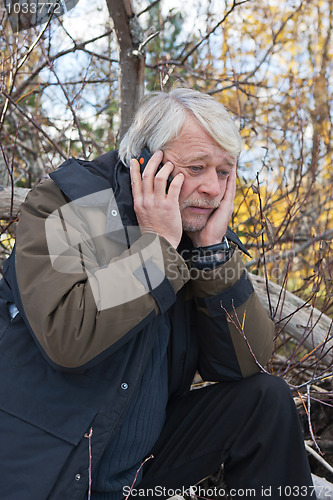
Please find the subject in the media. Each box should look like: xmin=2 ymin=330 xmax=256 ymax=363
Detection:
xmin=1 ymin=0 xmax=333 ymax=487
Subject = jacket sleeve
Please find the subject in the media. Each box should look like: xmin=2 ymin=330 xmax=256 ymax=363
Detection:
xmin=15 ymin=179 xmax=190 ymax=370
xmin=191 ymin=248 xmax=274 ymax=381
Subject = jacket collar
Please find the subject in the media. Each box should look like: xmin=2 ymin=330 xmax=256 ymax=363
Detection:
xmin=49 ymin=151 xmax=140 ymax=247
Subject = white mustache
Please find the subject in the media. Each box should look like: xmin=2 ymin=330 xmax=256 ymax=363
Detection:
xmin=180 ymin=198 xmax=220 ymax=211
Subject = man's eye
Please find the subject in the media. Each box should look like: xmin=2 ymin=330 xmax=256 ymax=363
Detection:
xmin=188 ymin=166 xmax=202 ymax=173
xmin=218 ymin=170 xmax=230 ymax=177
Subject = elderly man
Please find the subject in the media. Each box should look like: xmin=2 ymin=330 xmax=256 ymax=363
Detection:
xmin=0 ymin=88 xmax=314 ymax=500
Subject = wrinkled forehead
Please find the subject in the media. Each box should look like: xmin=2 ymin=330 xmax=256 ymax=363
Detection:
xmin=162 ymin=117 xmax=238 ymax=164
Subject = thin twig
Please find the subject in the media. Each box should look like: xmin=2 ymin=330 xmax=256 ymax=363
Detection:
xmin=305 ymin=442 xmax=333 ymax=475
xmin=220 ymin=301 xmax=270 ymax=374
xmin=255 ymin=172 xmax=273 ymax=318
xmin=0 ymin=89 xmax=67 ymax=160
xmin=180 ymin=0 xmax=250 ymax=65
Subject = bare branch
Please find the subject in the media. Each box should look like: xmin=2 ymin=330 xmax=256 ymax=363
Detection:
xmin=0 ymin=89 xmax=67 ymax=159
xmin=10 ymin=30 xmax=116 ymax=102
xmin=180 ymin=0 xmax=250 ymax=65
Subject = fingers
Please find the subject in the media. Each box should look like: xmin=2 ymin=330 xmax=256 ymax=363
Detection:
xmin=202 ymin=168 xmax=236 ymax=244
xmin=153 ymin=161 xmax=175 ymax=197
xmin=226 ymin=167 xmax=237 ymax=198
xmin=130 ymin=158 xmax=143 ymax=198
xmin=167 ymin=171 xmax=184 ymax=200
xmin=130 ymin=150 xmax=163 ymax=195
xmin=129 ymin=151 xmax=184 ymax=248
xmin=130 ymin=150 xmax=182 ymax=199
xmin=219 ymin=168 xmax=236 ymax=211
xmin=140 ymin=150 xmax=164 ymax=194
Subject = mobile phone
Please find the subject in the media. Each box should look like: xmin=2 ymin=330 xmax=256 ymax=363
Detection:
xmin=137 ymin=147 xmax=173 ymax=192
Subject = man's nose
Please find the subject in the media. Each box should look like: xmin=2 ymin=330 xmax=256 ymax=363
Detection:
xmin=198 ymin=171 xmax=221 ymax=198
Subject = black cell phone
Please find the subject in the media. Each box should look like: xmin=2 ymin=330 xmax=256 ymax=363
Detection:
xmin=137 ymin=147 xmax=173 ymax=192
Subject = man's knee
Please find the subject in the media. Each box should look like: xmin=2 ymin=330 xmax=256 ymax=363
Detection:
xmin=245 ymin=373 xmax=297 ymax=418
xmin=194 ymin=373 xmax=297 ymax=424
xmin=251 ymin=372 xmax=291 ymax=393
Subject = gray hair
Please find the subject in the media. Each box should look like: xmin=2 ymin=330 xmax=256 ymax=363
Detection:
xmin=118 ymin=87 xmax=241 ymax=166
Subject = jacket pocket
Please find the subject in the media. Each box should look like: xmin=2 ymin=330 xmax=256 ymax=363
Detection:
xmin=0 ymin=355 xmax=96 ymax=500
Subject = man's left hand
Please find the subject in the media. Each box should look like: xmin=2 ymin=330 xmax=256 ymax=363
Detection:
xmin=186 ymin=168 xmax=236 ymax=248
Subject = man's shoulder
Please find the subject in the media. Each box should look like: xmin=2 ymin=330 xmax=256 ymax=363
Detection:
xmin=49 ymin=150 xmax=120 ymax=202
xmin=18 ymin=150 xmax=122 ymax=221
xmin=20 ymin=177 xmax=68 ymax=217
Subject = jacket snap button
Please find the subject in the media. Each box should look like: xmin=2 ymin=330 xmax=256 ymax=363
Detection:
xmin=75 ymin=474 xmax=81 ymax=481
xmin=121 ymin=382 xmax=128 ymax=390
xmin=111 ymin=209 xmax=117 ymax=216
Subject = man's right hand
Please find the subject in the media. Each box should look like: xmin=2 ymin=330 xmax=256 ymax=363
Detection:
xmin=130 ymin=151 xmax=185 ymax=249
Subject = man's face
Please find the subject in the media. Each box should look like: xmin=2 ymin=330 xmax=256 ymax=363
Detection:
xmin=163 ymin=117 xmax=237 ymax=233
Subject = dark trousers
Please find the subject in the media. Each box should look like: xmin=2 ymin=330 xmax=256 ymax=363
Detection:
xmin=136 ymin=374 xmax=315 ymax=500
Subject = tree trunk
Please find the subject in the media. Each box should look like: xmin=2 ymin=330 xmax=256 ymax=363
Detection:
xmin=106 ymin=0 xmax=145 ymax=139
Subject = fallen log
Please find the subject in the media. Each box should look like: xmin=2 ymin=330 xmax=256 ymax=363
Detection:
xmin=0 ymin=186 xmax=30 ymax=220
xmin=312 ymin=474 xmax=333 ymax=500
xmin=249 ymin=274 xmax=333 ymax=366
